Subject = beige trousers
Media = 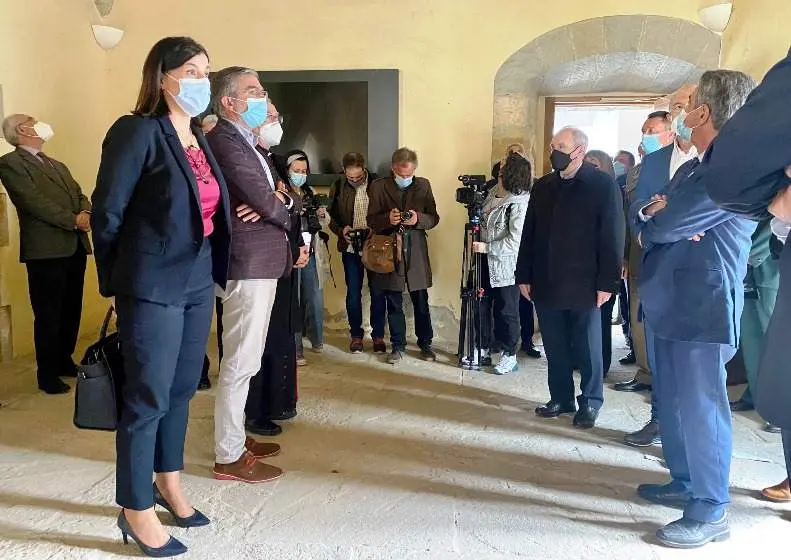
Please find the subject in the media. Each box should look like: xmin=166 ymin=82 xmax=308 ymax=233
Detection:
xmin=214 ymin=279 xmax=278 ymax=464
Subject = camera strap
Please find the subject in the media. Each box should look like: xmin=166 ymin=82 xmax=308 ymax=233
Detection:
xmin=399 ymin=189 xmax=412 ymax=274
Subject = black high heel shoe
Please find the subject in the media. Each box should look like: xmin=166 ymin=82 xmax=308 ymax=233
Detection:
xmin=153 ymin=482 xmax=211 ymax=528
xmin=117 ymin=510 xmax=187 ymax=557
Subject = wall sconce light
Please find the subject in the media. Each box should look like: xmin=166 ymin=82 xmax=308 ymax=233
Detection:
xmin=91 ymin=24 xmax=124 ymax=50
xmin=698 ymin=2 xmax=733 ymax=34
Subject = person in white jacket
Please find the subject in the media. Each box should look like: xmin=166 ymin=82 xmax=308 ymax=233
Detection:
xmin=472 ymin=152 xmax=532 ymax=374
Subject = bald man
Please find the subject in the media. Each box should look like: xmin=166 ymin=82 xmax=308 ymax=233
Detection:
xmin=515 ymin=126 xmax=624 ymax=429
xmin=0 ymin=114 xmax=92 ymax=395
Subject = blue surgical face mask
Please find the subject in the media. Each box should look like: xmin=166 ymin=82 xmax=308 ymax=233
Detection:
xmin=641 ymin=133 xmax=664 ymax=155
xmin=237 ymin=98 xmax=269 ymax=129
xmin=167 ymin=76 xmax=211 ymax=117
xmin=613 ymin=161 xmax=626 ymax=177
xmin=672 ymin=110 xmax=694 ymax=143
xmin=394 ymin=175 xmax=413 ymax=189
xmin=289 ymin=172 xmax=307 ymax=188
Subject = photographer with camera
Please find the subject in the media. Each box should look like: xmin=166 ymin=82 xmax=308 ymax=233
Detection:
xmin=279 ymin=150 xmax=330 ymax=365
xmin=328 ymin=152 xmax=386 ymax=354
xmin=367 ymin=147 xmax=440 ymax=364
xmin=470 ymin=153 xmax=532 ymax=374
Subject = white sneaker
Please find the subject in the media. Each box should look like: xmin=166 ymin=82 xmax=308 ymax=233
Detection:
xmin=494 ymin=353 xmax=518 ymax=375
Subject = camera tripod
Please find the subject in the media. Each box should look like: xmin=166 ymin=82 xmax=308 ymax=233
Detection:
xmin=457 ymin=212 xmax=489 ymax=370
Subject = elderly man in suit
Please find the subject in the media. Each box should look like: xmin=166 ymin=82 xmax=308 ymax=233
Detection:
xmin=632 ymin=70 xmax=757 ymax=548
xmin=705 ymin=49 xmax=791 ymax=504
xmin=206 ymin=67 xmax=294 ymax=484
xmin=0 ymin=114 xmax=91 ymax=395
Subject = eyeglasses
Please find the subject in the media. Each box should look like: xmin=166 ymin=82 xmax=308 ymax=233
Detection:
xmin=265 ymin=114 xmax=284 ymax=125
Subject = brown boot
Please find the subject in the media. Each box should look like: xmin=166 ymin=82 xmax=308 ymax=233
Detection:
xmin=245 ymin=437 xmax=280 ymax=459
xmin=213 ymin=450 xmax=283 ymax=483
xmin=761 ymin=478 xmax=791 ymax=502
xmin=350 ymin=337 xmax=364 ymax=354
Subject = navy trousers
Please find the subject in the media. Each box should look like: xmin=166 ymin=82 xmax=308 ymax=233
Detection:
xmin=534 ymin=304 xmax=604 ymax=410
xmin=650 ymin=323 xmax=735 ymax=523
xmin=115 ymin=241 xmax=214 ymax=510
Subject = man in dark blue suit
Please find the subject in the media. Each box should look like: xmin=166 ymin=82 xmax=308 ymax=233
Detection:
xmin=617 ymin=86 xmax=699 ymax=448
xmin=705 ymin=48 xmax=791 ymax=502
xmin=631 ymin=70 xmax=757 ymax=548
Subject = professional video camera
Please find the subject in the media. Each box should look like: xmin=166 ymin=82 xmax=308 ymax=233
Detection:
xmin=301 ymin=190 xmax=330 ymax=234
xmin=455 ymin=175 xmax=490 ymax=218
xmin=454 ymin=174 xmax=493 ymax=371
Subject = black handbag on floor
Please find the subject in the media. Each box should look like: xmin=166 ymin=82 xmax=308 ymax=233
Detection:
xmin=74 ymin=306 xmax=125 ymax=431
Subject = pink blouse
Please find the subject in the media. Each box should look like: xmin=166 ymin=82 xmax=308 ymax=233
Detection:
xmin=185 ymin=146 xmax=221 ymax=237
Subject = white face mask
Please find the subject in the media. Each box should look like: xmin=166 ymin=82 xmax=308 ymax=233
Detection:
xmin=258 ymin=122 xmax=283 ymax=148
xmin=28 ymin=121 xmax=54 ymax=142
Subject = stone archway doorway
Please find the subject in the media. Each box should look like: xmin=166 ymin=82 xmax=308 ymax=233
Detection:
xmin=492 ymin=15 xmax=722 ymax=171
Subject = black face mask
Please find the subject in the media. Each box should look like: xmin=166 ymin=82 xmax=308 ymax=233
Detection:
xmin=550 ymin=149 xmax=573 ymax=171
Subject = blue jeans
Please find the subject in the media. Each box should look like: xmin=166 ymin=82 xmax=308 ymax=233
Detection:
xmin=342 ymin=251 xmax=385 ymax=339
xmin=296 ymin=253 xmax=324 ymax=355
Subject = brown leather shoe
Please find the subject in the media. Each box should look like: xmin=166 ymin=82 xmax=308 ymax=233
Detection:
xmin=350 ymin=337 xmax=364 ymax=353
xmin=761 ymin=478 xmax=791 ymax=502
xmin=245 ymin=437 xmax=280 ymax=459
xmin=213 ymin=451 xmax=283 ymax=483
xmin=372 ymin=337 xmax=387 ymax=353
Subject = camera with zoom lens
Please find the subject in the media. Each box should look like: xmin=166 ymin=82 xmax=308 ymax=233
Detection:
xmin=347 ymin=228 xmax=369 ymax=253
xmin=399 ymin=210 xmax=414 ymax=222
xmin=455 ymin=174 xmax=489 ymax=214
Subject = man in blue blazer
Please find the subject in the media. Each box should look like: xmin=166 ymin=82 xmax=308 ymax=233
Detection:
xmin=705 ymin=48 xmax=791 ymax=502
xmin=631 ymin=70 xmax=757 ymax=549
xmin=617 ymin=86 xmax=698 ymax=448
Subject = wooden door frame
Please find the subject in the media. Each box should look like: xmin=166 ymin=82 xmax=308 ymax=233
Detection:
xmin=540 ymin=94 xmax=664 ymax=176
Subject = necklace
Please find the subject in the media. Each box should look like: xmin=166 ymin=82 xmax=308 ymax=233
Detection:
xmin=185 ymin=147 xmax=211 ymax=184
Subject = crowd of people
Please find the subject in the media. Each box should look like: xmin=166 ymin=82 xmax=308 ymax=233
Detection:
xmin=0 ymin=33 xmax=790 ymax=556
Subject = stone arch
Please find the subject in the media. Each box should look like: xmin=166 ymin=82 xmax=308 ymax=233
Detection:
xmin=492 ymin=15 xmax=722 ymax=165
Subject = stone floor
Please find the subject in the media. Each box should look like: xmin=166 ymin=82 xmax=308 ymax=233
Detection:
xmin=0 ymin=331 xmax=787 ymax=560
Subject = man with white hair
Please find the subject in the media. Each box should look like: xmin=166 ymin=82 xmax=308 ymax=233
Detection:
xmin=515 ymin=126 xmax=624 ymax=429
xmin=0 ymin=114 xmax=92 ymax=395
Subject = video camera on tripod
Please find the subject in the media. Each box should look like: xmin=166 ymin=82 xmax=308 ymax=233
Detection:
xmin=454 ymin=173 xmax=494 ymax=370
xmin=455 ymin=175 xmax=490 ymax=220
xmin=301 ymin=190 xmax=330 ymax=234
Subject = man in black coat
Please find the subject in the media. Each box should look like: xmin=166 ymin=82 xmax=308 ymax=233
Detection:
xmin=516 ymin=126 xmax=625 ymax=429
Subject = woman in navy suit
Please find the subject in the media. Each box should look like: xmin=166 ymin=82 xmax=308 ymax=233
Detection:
xmin=91 ymin=37 xmax=230 ymax=557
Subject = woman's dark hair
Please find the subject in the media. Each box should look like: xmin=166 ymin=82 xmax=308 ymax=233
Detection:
xmin=585 ymin=150 xmax=616 ymax=179
xmin=134 ymin=37 xmax=209 ymax=117
xmin=276 ymin=149 xmax=311 ymax=193
xmin=501 ymin=153 xmax=532 ymax=195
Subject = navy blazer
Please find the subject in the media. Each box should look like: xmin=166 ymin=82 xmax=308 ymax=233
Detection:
xmin=703 ymin=48 xmax=791 ymax=429
xmin=633 ymin=144 xmax=673 ymax=207
xmin=632 ymin=156 xmax=756 ymax=345
xmin=91 ymin=115 xmax=231 ymax=305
